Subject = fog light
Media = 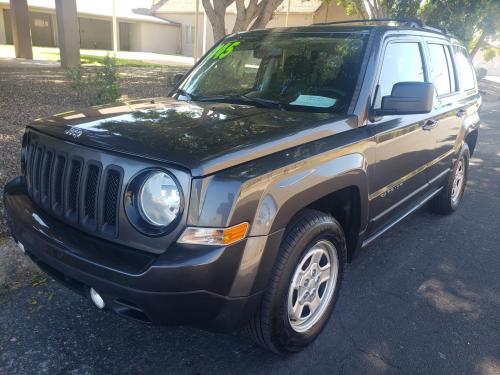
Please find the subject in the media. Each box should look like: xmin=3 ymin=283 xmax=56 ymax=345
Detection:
xmin=90 ymin=288 xmax=106 ymax=309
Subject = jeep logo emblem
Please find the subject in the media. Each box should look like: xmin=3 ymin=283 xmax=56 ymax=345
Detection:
xmin=64 ymin=128 xmax=83 ymax=139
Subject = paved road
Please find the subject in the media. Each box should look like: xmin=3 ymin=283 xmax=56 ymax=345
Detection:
xmin=1 ymin=104 xmax=499 ymax=375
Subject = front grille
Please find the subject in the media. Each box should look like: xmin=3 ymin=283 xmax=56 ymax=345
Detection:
xmin=25 ymin=134 xmax=123 ymax=238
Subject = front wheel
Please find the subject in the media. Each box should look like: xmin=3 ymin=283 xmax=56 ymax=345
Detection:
xmin=429 ymin=144 xmax=470 ymax=215
xmin=247 ymin=209 xmax=346 ymax=354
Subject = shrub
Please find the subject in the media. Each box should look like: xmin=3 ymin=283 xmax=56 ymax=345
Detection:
xmin=65 ymin=56 xmax=121 ymax=105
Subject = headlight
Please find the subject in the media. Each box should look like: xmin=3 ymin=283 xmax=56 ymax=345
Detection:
xmin=138 ymin=172 xmax=181 ymax=227
xmin=124 ymin=169 xmax=184 ymax=235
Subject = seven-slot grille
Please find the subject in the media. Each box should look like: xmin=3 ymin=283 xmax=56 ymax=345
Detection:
xmin=25 ymin=134 xmax=123 ymax=237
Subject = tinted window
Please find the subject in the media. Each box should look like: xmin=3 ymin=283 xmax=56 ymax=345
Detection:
xmin=376 ymin=42 xmax=425 ymax=107
xmin=428 ymin=43 xmax=454 ymax=96
xmin=453 ymin=46 xmax=476 ymax=90
xmin=179 ymin=33 xmax=367 ymax=113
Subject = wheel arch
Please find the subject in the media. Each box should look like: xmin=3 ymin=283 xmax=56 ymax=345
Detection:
xmin=250 ymin=153 xmax=368 ymax=260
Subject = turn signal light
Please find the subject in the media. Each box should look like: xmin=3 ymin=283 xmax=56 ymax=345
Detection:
xmin=178 ymin=222 xmax=249 ymax=246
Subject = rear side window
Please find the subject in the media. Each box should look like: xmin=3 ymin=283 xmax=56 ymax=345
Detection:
xmin=428 ymin=43 xmax=455 ymax=96
xmin=376 ymin=42 xmax=425 ymax=106
xmin=453 ymin=46 xmax=476 ymax=91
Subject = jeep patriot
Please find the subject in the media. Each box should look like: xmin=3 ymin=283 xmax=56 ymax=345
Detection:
xmin=4 ymin=19 xmax=480 ymax=354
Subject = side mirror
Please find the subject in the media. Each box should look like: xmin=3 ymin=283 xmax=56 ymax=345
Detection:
xmin=373 ymin=82 xmax=434 ymax=116
xmin=173 ymin=73 xmax=185 ymax=85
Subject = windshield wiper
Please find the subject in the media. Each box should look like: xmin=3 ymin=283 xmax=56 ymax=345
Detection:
xmin=196 ymin=94 xmax=285 ymax=110
xmin=174 ymin=88 xmax=195 ymax=101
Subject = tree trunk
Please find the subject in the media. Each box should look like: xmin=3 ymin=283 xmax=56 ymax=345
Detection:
xmin=470 ymin=29 xmax=487 ymax=59
xmin=233 ymin=0 xmax=260 ymax=33
xmin=354 ymin=0 xmax=369 ymax=19
xmin=202 ymin=0 xmax=285 ymax=41
xmin=202 ymin=0 xmax=230 ymax=42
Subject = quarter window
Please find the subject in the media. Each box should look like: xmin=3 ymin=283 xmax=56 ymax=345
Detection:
xmin=453 ymin=46 xmax=476 ymax=91
xmin=376 ymin=42 xmax=425 ymax=107
xmin=428 ymin=43 xmax=454 ymax=96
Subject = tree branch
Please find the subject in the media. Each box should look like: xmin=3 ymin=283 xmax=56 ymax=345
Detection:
xmin=250 ymin=0 xmax=285 ymax=30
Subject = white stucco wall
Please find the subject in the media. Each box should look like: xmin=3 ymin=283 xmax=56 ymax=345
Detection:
xmin=267 ymin=13 xmax=315 ymax=28
xmin=129 ymin=22 xmax=180 ymax=55
xmin=0 ymin=6 xmax=6 ymax=44
xmin=156 ymin=13 xmax=200 ymax=57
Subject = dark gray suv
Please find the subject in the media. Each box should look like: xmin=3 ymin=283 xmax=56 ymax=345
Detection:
xmin=4 ymin=19 xmax=480 ymax=354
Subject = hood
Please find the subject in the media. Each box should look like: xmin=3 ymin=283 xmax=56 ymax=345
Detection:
xmin=30 ymin=98 xmax=355 ymax=176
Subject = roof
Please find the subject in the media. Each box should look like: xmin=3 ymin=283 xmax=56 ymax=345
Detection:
xmin=153 ymin=0 xmax=323 ymax=14
xmin=0 ymin=0 xmax=179 ymax=25
xmin=230 ymin=23 xmax=456 ymax=41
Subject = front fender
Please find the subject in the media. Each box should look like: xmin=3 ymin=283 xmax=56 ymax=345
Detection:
xmin=187 ymin=149 xmax=369 ymax=236
xmin=250 ymin=153 xmax=368 ymax=236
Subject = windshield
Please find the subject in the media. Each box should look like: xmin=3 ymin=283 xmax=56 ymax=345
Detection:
xmin=176 ymin=32 xmax=367 ymax=113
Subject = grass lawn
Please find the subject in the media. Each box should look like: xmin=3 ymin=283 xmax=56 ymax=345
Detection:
xmin=33 ymin=49 xmax=164 ymax=67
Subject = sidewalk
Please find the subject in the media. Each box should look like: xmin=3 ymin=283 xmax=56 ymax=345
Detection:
xmin=0 ymin=45 xmax=194 ymax=67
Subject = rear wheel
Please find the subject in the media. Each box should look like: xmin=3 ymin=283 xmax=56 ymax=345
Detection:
xmin=429 ymin=144 xmax=470 ymax=215
xmin=248 ymin=209 xmax=346 ymax=354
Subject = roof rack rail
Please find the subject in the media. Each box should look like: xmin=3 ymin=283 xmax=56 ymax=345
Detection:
xmin=314 ymin=18 xmax=451 ymax=35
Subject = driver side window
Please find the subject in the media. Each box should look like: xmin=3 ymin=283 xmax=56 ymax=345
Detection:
xmin=375 ymin=42 xmax=425 ymax=108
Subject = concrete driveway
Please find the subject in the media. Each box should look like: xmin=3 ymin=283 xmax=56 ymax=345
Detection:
xmin=0 ymin=98 xmax=499 ymax=375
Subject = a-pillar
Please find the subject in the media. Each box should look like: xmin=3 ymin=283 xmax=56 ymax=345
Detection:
xmin=55 ymin=0 xmax=80 ymax=68
xmin=10 ymin=0 xmax=33 ymax=59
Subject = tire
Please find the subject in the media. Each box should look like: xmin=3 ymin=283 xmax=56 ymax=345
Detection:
xmin=429 ymin=144 xmax=470 ymax=215
xmin=247 ymin=209 xmax=347 ymax=354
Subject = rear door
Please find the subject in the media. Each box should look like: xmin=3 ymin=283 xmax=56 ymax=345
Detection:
xmin=368 ymin=37 xmax=436 ymax=233
xmin=422 ymin=39 xmax=463 ymax=184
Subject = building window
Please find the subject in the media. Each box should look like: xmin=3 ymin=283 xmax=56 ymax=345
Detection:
xmin=185 ymin=25 xmax=195 ymax=44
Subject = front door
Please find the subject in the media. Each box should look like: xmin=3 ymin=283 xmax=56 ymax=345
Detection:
xmin=367 ymin=38 xmax=436 ymax=234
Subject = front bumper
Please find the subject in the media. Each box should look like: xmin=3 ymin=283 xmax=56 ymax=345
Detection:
xmin=4 ymin=177 xmax=282 ymax=331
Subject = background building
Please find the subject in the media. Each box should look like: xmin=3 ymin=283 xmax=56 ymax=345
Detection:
xmin=0 ymin=0 xmax=181 ymax=54
xmin=152 ymin=0 xmax=354 ymax=57
xmin=0 ymin=0 xmax=353 ymax=58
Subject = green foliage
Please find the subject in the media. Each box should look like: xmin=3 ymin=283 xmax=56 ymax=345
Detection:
xmin=331 ymin=0 xmax=500 ymax=55
xmin=79 ymin=54 xmax=163 ymax=67
xmin=65 ymin=56 xmax=121 ymax=106
xmin=482 ymin=47 xmax=499 ymax=62
xmin=336 ymin=0 xmax=368 ymax=18
xmin=94 ymin=56 xmax=120 ymax=105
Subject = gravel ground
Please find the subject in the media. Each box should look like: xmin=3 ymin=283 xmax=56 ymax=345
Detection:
xmin=0 ymin=63 xmax=188 ymax=288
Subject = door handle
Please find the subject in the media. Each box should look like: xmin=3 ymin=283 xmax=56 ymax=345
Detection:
xmin=422 ymin=119 xmax=438 ymax=131
xmin=456 ymin=109 xmax=466 ymax=118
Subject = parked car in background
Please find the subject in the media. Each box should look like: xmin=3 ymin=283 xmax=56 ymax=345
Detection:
xmin=4 ymin=19 xmax=480 ymax=354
